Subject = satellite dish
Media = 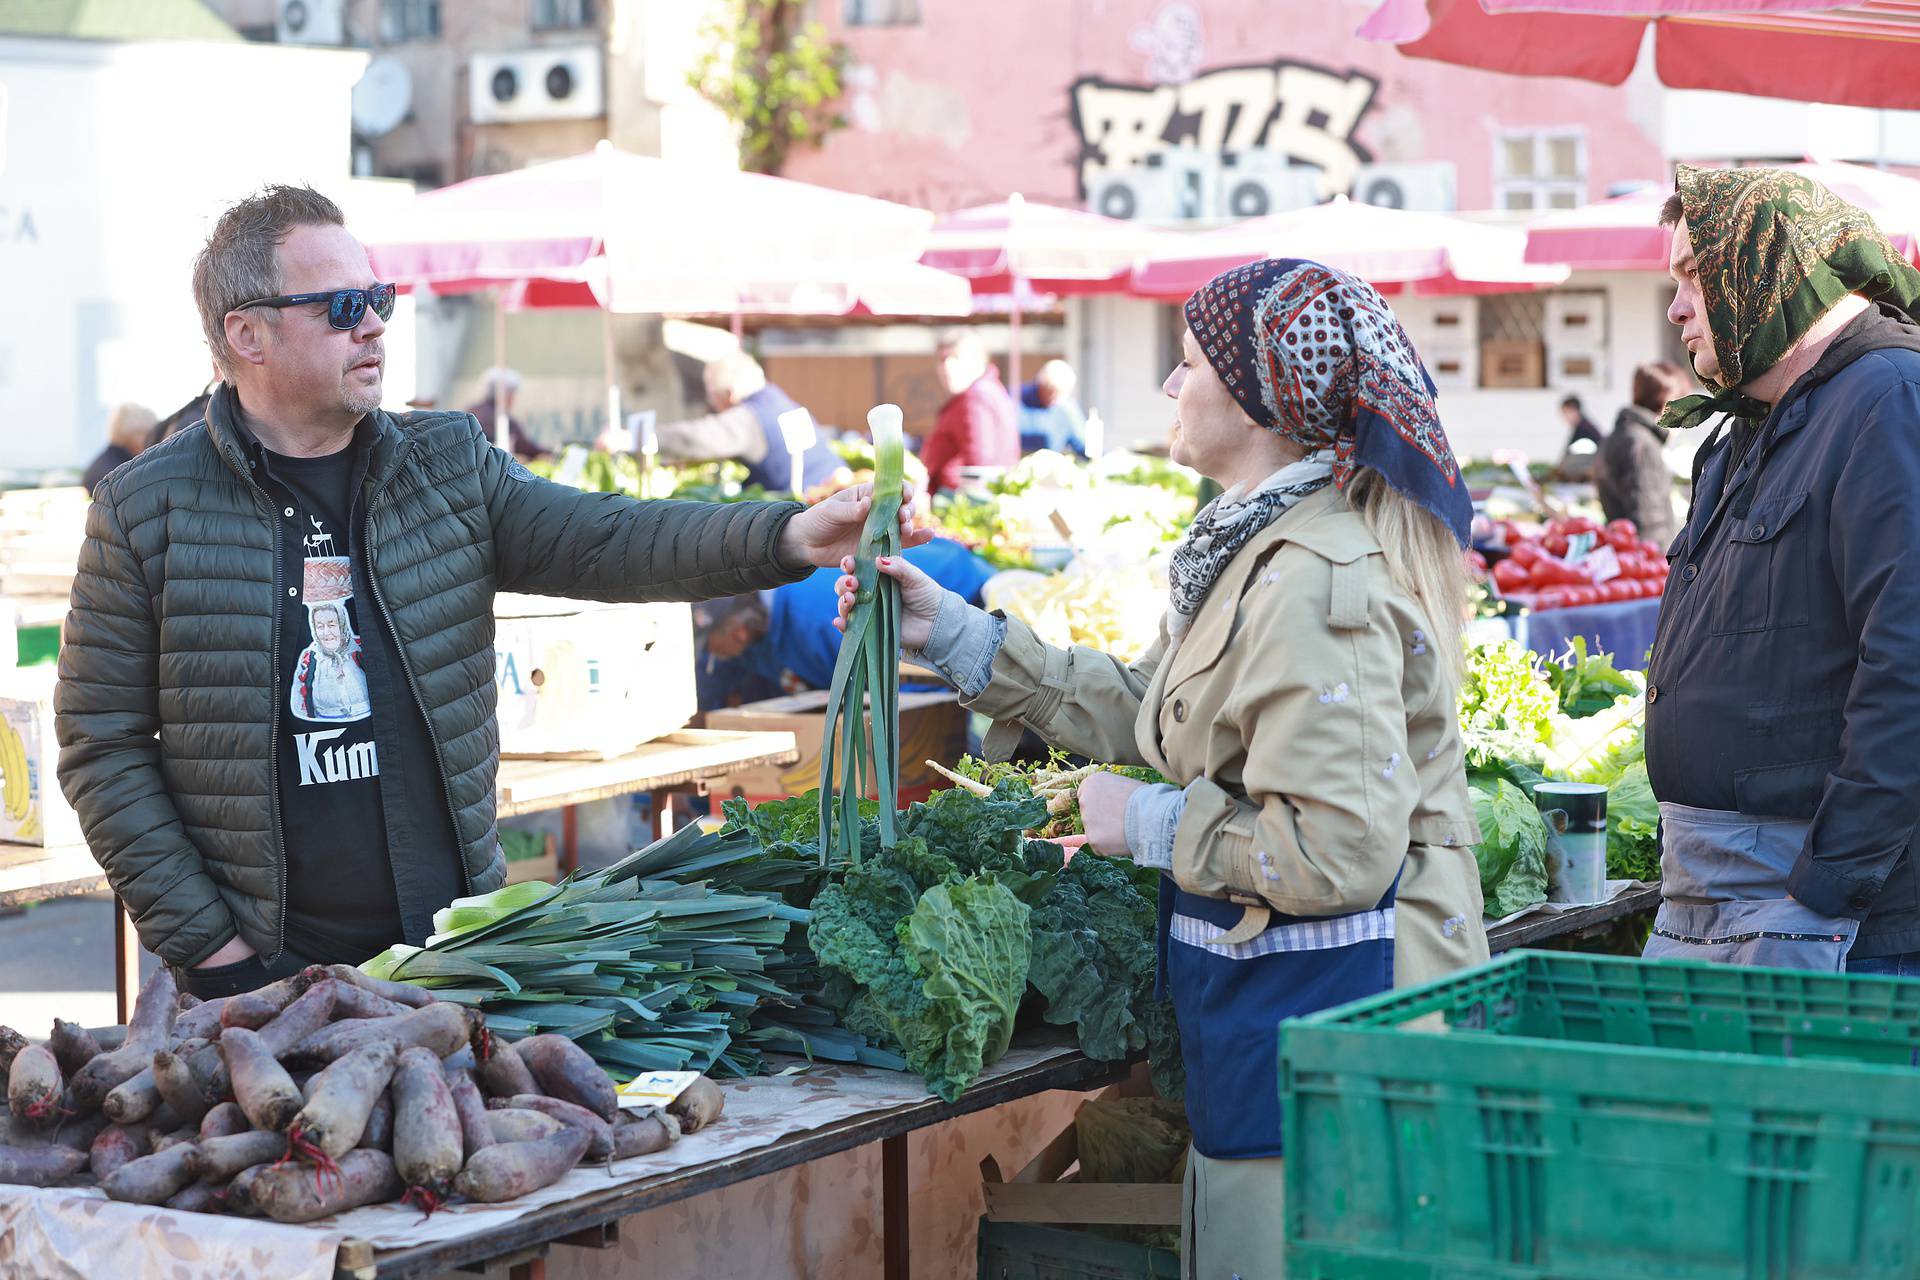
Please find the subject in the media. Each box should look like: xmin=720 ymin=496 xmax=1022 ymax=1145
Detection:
xmin=352 ymin=58 xmax=413 ymax=138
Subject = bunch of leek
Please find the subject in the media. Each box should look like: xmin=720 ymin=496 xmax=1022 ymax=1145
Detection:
xmin=818 ymin=403 xmax=908 ymax=867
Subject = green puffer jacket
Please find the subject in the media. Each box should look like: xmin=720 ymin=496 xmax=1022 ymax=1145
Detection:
xmin=55 ymin=391 xmax=807 ymax=968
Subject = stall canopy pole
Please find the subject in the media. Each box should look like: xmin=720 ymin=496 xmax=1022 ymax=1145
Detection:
xmin=1007 ymin=278 xmax=1024 ymax=396
xmin=492 ymin=291 xmax=510 ymax=452
xmin=601 ymin=307 xmax=621 ymax=449
xmin=731 ymin=310 xmax=745 ymax=341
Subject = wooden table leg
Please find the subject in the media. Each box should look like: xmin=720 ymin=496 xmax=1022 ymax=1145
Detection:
xmin=882 ymin=1133 xmax=909 ymax=1280
xmin=559 ymin=805 xmax=578 ymax=877
xmin=649 ymin=788 xmax=673 ymax=841
xmin=113 ymin=899 xmax=139 ymax=1025
xmin=507 ymin=1261 xmax=545 ymax=1280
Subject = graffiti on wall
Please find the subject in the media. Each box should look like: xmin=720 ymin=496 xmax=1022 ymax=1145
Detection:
xmin=1070 ymin=60 xmax=1379 ymax=201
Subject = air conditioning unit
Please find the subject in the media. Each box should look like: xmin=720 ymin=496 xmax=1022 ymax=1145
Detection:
xmin=1087 ymin=151 xmax=1219 ymax=222
xmin=1215 ymin=151 xmax=1321 ymax=220
xmin=1352 ymin=162 xmax=1459 ymax=213
xmin=469 ymin=47 xmax=605 ymax=125
xmin=277 ymin=0 xmax=345 ymax=45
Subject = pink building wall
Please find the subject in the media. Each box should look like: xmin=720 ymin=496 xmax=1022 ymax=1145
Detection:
xmin=783 ymin=0 xmax=1667 ymax=214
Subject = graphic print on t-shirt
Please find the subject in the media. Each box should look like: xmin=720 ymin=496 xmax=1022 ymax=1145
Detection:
xmin=289 ymin=516 xmax=379 ymax=786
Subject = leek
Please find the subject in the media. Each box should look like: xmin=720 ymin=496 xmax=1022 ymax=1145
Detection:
xmin=818 ymin=403 xmax=906 ymax=867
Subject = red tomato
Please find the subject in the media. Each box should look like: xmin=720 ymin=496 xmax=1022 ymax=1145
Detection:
xmin=1638 ymin=539 xmax=1665 ymax=558
xmin=1531 ymin=589 xmax=1568 ymax=612
xmin=1607 ymin=518 xmax=1639 ymax=540
xmin=1493 ymin=559 xmax=1529 ymax=592
xmin=1509 ymin=541 xmax=1544 ymax=566
xmin=1544 ymin=533 xmax=1571 ymax=558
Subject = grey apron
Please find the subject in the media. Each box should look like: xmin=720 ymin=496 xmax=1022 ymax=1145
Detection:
xmin=1642 ymin=802 xmax=1858 ymax=970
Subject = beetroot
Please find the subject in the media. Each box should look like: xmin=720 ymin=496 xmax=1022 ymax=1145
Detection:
xmin=454 ymin=1125 xmax=590 ymax=1203
xmin=8 ymin=1044 xmax=64 ymax=1124
xmin=72 ymin=967 xmax=177 ymax=1107
xmin=219 ymin=1028 xmax=302 ymax=1132
xmin=289 ymin=1041 xmax=398 ymax=1161
xmin=512 ymin=1035 xmax=617 ymax=1122
xmin=47 ymin=1020 xmax=101 ymax=1077
xmin=0 ymin=1143 xmax=87 ymax=1187
xmin=253 ymin=1148 xmax=400 ymax=1223
xmin=391 ymin=1047 xmax=462 ymax=1205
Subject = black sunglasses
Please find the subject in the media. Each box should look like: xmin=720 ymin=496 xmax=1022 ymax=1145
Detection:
xmin=233 ymin=283 xmax=397 ymax=331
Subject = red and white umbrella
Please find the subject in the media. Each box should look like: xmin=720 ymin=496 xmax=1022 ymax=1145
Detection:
xmin=1524 ymin=160 xmax=1920 ymax=271
xmin=1359 ymin=0 xmax=1920 ymax=111
xmin=1127 ymin=197 xmax=1569 ymax=299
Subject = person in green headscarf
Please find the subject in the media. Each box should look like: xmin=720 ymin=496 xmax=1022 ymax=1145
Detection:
xmin=1642 ymin=164 xmax=1920 ymax=975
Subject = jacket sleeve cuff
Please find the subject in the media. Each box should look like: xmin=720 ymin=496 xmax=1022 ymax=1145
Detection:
xmin=914 ymin=589 xmax=1005 ymax=698
xmin=1787 ymin=852 xmax=1879 ymax=919
xmin=1125 ymin=782 xmax=1185 ymax=871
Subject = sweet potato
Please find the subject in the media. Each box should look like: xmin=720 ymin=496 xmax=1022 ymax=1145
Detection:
xmin=444 ymin=1068 xmax=493 ymax=1157
xmin=487 ymin=1094 xmax=612 ymax=1160
xmin=254 ymin=1148 xmax=401 ymax=1223
xmin=360 ymin=1091 xmax=394 ymax=1152
xmin=189 ymin=1130 xmax=288 ymax=1183
xmin=289 ymin=1042 xmax=397 ymax=1161
xmin=289 ymin=1002 xmax=474 ymax=1064
xmin=392 ymin=1047 xmax=462 ymax=1199
xmin=611 ymin=1108 xmax=679 ymax=1159
xmin=513 ymin=1035 xmax=617 ymax=1122
xmin=219 ymin=1028 xmax=302 ymax=1132
xmin=49 ymin=1107 xmax=113 ymax=1153
xmin=454 ymin=1125 xmax=590 ymax=1203
xmin=219 ymin=968 xmax=317 ymax=1031
xmin=8 ymin=1044 xmax=64 ymax=1123
xmin=476 ymin=1040 xmax=538 ymax=1099
xmin=153 ymin=1048 xmax=209 ymax=1127
xmin=0 ymin=1027 xmax=27 ymax=1076
xmin=102 ymin=1143 xmax=198 ymax=1205
xmin=486 ymin=1109 xmax=564 ymax=1144
xmin=164 ymin=1179 xmax=226 ymax=1214
xmin=73 ymin=967 xmax=177 ymax=1106
xmin=256 ymin=981 xmax=339 ymax=1057
xmin=329 ymin=982 xmax=412 ymax=1021
xmin=0 ymin=1143 xmax=87 ymax=1187
xmin=323 ymin=964 xmax=435 ymax=1009
xmin=47 ymin=1020 xmax=101 ymax=1078
xmin=103 ymin=1066 xmax=162 ymax=1123
xmin=198 ymin=1101 xmax=248 ymax=1141
xmin=667 ymin=1075 xmax=725 ymax=1135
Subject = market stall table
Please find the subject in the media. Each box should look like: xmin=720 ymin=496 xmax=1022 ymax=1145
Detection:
xmin=1469 ymin=596 xmax=1662 ymax=671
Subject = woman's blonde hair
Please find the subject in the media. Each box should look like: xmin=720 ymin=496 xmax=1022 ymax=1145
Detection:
xmin=1344 ymin=467 xmax=1469 ymax=686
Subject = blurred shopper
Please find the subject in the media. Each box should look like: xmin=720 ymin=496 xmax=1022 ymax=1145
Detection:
xmin=922 ymin=329 xmax=1019 ymax=492
xmin=1017 ymin=358 xmax=1088 ymax=457
xmin=1645 ymin=165 xmax=1920 ymax=974
xmin=465 ymin=367 xmax=549 ymax=461
xmin=1554 ymin=394 xmax=1604 ymax=481
xmin=1595 ymin=362 xmax=1687 ymax=548
xmin=600 ymin=350 xmax=844 ymax=495
xmin=83 ymin=403 xmax=158 ymax=494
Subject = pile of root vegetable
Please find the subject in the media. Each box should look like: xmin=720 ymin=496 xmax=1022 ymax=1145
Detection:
xmin=0 ymin=962 xmax=722 ymax=1223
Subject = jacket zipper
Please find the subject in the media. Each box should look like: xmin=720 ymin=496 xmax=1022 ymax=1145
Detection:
xmin=362 ymin=460 xmax=475 ymax=898
xmin=222 ymin=447 xmax=293 ymax=964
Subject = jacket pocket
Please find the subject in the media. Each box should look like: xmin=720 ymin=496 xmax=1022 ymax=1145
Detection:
xmin=1708 ymin=491 xmax=1810 ymax=636
xmin=1732 ymin=755 xmax=1839 ymax=821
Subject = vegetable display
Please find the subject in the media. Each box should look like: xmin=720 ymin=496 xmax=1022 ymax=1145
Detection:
xmin=0 ymin=966 xmax=720 ymax=1220
xmin=1489 ymin=517 xmax=1669 ymax=611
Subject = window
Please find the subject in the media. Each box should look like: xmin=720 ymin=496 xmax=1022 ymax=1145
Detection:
xmin=845 ymin=0 xmax=921 ymax=24
xmin=1495 ymin=131 xmax=1586 ymax=212
xmin=380 ymin=0 xmax=440 ymax=42
xmin=1478 ymin=294 xmax=1547 ymax=390
xmin=531 ymin=0 xmax=596 ymax=30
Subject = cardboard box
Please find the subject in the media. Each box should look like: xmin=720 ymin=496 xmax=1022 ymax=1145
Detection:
xmin=0 ymin=669 xmax=80 ymax=847
xmin=494 ymin=595 xmax=696 ymax=760
xmin=702 ymin=689 xmax=968 ymax=804
xmin=1480 ymin=339 xmax=1546 ymax=389
xmin=980 ymin=1102 xmax=1183 ymax=1228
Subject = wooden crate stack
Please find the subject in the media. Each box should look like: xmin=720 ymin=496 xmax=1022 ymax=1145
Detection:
xmin=0 ymin=487 xmax=90 ymax=602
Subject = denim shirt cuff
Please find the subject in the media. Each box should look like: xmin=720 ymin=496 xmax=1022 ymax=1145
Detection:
xmin=1125 ymin=782 xmax=1186 ymax=871
xmin=913 ymin=590 xmax=1006 ymax=700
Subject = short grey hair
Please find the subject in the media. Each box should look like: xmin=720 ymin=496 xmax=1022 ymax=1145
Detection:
xmin=193 ymin=185 xmax=346 ymax=379
xmin=936 ymin=328 xmax=988 ymax=364
xmin=105 ymin=402 xmax=158 ymax=451
xmin=1035 ymin=359 xmax=1076 ymax=396
xmin=480 ymin=366 xmax=524 ymax=398
xmin=703 ymin=350 xmax=766 ymax=406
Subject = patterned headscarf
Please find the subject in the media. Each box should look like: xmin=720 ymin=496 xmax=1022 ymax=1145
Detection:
xmin=1183 ymin=259 xmax=1472 ymax=547
xmin=1661 ymin=164 xmax=1920 ymax=431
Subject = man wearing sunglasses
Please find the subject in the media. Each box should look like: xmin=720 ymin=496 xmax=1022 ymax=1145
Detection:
xmin=56 ymin=184 xmax=927 ymax=998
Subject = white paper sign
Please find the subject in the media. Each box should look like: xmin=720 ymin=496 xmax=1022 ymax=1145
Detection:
xmin=616 ymin=1069 xmax=701 ymax=1110
xmin=776 ymin=406 xmax=817 ymax=453
xmin=553 ymin=444 xmax=590 ymax=488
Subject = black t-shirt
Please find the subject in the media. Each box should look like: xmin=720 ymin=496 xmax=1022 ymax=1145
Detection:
xmin=255 ymin=435 xmax=466 ymax=964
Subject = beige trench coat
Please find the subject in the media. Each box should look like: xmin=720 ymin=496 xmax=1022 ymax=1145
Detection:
xmin=967 ymin=486 xmax=1489 ymax=989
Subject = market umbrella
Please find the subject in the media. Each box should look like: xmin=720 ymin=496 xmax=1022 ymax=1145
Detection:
xmin=1126 ymin=197 xmax=1569 ymax=299
xmin=920 ymin=193 xmax=1174 ymax=389
xmin=1357 ymin=0 xmax=1920 ymax=111
xmin=1524 ymin=160 xmax=1920 ymax=270
xmin=368 ymin=142 xmax=968 ymax=446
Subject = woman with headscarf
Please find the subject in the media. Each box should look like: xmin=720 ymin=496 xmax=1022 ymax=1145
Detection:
xmin=836 ymin=259 xmax=1488 ymax=1278
xmin=1645 ymin=164 xmax=1920 ymax=974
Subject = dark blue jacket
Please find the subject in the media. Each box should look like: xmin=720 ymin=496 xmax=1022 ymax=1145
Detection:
xmin=1646 ymin=306 xmax=1920 ymax=958
xmin=738 ymin=386 xmax=843 ymax=494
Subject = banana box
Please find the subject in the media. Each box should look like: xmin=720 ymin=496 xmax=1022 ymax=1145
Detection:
xmin=0 ymin=670 xmax=76 ymax=847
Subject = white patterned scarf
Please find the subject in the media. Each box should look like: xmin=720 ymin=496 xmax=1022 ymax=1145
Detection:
xmin=1166 ymin=452 xmax=1334 ymax=647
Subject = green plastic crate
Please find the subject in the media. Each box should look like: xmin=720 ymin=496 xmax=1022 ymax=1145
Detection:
xmin=1281 ymin=950 xmax=1920 ymax=1279
xmin=977 ymin=1221 xmax=1180 ymax=1280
